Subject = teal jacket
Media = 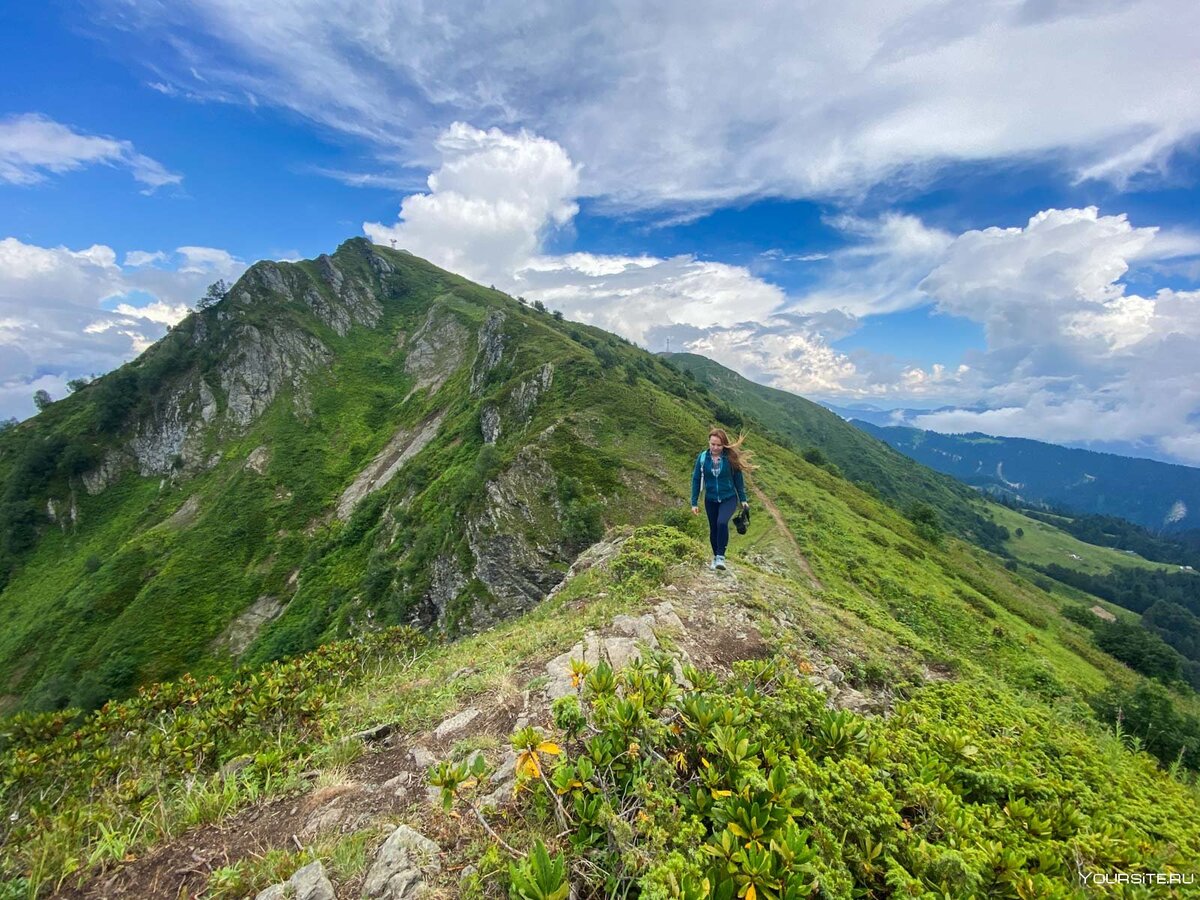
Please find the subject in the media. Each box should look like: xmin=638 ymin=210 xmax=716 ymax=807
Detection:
xmin=691 ymin=449 xmax=747 ymax=506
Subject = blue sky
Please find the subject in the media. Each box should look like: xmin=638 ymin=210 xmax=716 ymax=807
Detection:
xmin=3 ymin=1 xmax=1200 ymax=464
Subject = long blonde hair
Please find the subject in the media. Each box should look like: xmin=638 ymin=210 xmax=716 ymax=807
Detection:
xmin=709 ymin=427 xmax=758 ymax=473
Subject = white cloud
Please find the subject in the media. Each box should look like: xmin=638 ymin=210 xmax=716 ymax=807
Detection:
xmin=176 ymin=245 xmax=242 ymax=275
xmin=95 ymin=0 xmax=1200 ymax=203
xmin=0 ymin=240 xmax=245 ymax=420
xmin=362 ymin=123 xmax=1200 ymax=461
xmin=904 ymin=209 xmax=1200 ymax=459
xmin=365 ymin=123 xmax=581 ymax=283
xmin=0 ymin=113 xmax=181 ymax=191
xmin=364 ymin=125 xmax=792 ymax=349
xmin=361 ymin=123 xmax=981 ymax=408
xmin=124 ymin=249 xmax=167 ymax=267
xmin=787 ymin=213 xmax=954 ymax=316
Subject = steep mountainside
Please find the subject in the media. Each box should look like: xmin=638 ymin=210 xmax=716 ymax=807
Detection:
xmin=664 ymin=352 xmax=1010 ymax=550
xmin=3 ymin=244 xmax=1200 ymax=897
xmin=0 ymin=240 xmax=734 ymax=712
xmin=855 ymin=422 xmax=1200 ymax=532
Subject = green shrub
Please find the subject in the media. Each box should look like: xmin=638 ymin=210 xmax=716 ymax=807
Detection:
xmin=466 ymin=654 xmax=1200 ymax=899
xmin=562 ymin=499 xmax=603 ymax=551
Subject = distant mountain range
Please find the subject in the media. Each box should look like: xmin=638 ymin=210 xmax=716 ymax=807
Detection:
xmin=853 ymin=422 xmax=1200 ymax=533
xmin=823 ymin=402 xmax=1185 ymax=465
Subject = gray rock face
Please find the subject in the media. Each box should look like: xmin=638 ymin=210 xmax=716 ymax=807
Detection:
xmin=244 ymin=445 xmax=271 ymax=474
xmin=463 ymin=448 xmax=567 ymax=624
xmin=427 ymin=553 xmax=468 ymax=626
xmin=511 ymin=362 xmax=554 ymax=423
xmin=253 ymin=257 xmax=383 ymax=337
xmin=363 ymin=825 xmax=441 ymax=899
xmin=82 ymin=448 xmax=133 ymax=495
xmin=220 ymin=323 xmax=330 ymax=427
xmin=125 ymin=374 xmax=221 ymax=479
xmin=211 ymin=594 xmax=286 ymax=657
xmin=336 ymin=411 xmax=446 ymax=520
xmin=164 ymin=494 xmax=201 ymax=529
xmin=80 ymin=251 xmax=392 ymax=496
xmin=544 ymin=602 xmax=690 ymax=700
xmin=470 ymin=311 xmax=506 ymax=392
xmin=254 ymin=860 xmax=335 ymax=900
xmin=404 ymin=304 xmax=469 ymax=399
xmin=481 ymin=404 xmax=501 ymax=444
xmin=481 ymin=749 xmax=519 ymax=807
xmin=433 ymin=707 xmax=481 ymax=741
xmin=410 ymin=746 xmax=438 ymax=769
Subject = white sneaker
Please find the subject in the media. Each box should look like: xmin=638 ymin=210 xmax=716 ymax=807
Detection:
xmin=715 ymin=555 xmax=727 ymax=570
xmin=710 ymin=556 xmax=719 ymax=570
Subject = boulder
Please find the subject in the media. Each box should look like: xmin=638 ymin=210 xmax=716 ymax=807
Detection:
xmin=362 ymin=824 xmax=441 ymax=899
xmin=254 ymin=860 xmax=335 ymax=900
xmin=433 ymin=708 xmax=481 ymax=741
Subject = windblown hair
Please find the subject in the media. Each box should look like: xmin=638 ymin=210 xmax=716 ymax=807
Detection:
xmin=708 ymin=427 xmax=759 ymax=473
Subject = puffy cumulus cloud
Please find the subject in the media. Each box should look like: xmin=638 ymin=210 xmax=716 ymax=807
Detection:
xmin=362 ymin=124 xmax=903 ymax=397
xmin=0 ymin=113 xmax=181 ymax=191
xmin=0 ymin=239 xmax=245 ymax=420
xmin=95 ymin=1 xmax=1200 ymax=203
xmin=364 ymin=123 xmax=580 ymax=283
xmin=909 ymin=208 xmax=1200 ymax=461
xmin=678 ymin=317 xmax=975 ymax=401
xmin=359 ymin=123 xmax=1200 ymax=461
xmin=176 ymin=246 xmax=244 ymax=276
xmin=921 ymin=208 xmax=1158 ymax=335
xmin=516 ymin=254 xmax=784 ymax=347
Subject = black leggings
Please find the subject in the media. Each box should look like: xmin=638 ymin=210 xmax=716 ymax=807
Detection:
xmin=704 ymin=496 xmax=738 ymax=556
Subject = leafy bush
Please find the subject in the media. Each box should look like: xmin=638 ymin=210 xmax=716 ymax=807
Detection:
xmin=1060 ymin=604 xmax=1098 ymax=628
xmin=906 ymin=502 xmax=943 ymax=546
xmin=447 ymin=655 xmax=1200 ymax=899
xmin=1090 ymin=680 xmax=1200 ymax=770
xmin=562 ymin=499 xmax=603 ymax=551
xmin=1093 ymin=619 xmax=1184 ymax=684
xmin=610 ymin=526 xmax=702 ymax=583
xmin=0 ymin=627 xmax=425 ymax=893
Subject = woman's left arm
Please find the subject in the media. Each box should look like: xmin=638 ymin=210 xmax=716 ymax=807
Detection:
xmin=734 ymin=468 xmax=748 ymax=505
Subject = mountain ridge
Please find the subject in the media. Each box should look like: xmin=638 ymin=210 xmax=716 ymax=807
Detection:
xmin=1 ymin=240 xmax=773 ymax=712
xmin=856 ymin=421 xmax=1200 ymax=532
xmin=3 ymin=241 xmax=1200 ymax=897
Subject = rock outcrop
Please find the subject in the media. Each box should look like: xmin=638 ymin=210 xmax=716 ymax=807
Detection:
xmin=251 ymin=254 xmax=383 ymax=337
xmin=254 ymin=860 xmax=335 ymax=900
xmin=463 ymin=448 xmax=568 ymax=624
xmin=219 ymin=323 xmax=330 ymax=428
xmin=79 ymin=243 xmax=396 ymax=496
xmin=362 ymin=825 xmax=440 ymax=899
xmin=511 ymin=362 xmax=554 ymax=424
xmin=211 ymin=595 xmax=287 ymax=657
xmin=336 ymin=411 xmax=446 ymax=520
xmin=403 ymin=304 xmax=470 ymax=400
xmin=470 ymin=311 xmax=506 ymax=392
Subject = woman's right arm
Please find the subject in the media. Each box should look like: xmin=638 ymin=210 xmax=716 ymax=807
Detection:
xmin=691 ymin=453 xmax=702 ymax=508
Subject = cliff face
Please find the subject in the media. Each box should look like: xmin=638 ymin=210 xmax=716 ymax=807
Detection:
xmin=0 ymin=239 xmax=697 ymax=712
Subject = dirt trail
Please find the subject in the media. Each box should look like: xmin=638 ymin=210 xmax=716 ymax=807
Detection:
xmin=750 ymin=485 xmax=824 ymax=591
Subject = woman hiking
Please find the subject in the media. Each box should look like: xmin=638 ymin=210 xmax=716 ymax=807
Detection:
xmin=691 ymin=428 xmax=755 ymax=570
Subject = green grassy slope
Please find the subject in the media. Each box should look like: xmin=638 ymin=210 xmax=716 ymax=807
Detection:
xmin=4 ymin=497 xmax=1199 ymax=895
xmin=3 ymin=242 xmax=1200 ymax=897
xmin=989 ymin=503 xmax=1172 ymax=575
xmin=1 ymin=242 xmax=872 ymax=714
